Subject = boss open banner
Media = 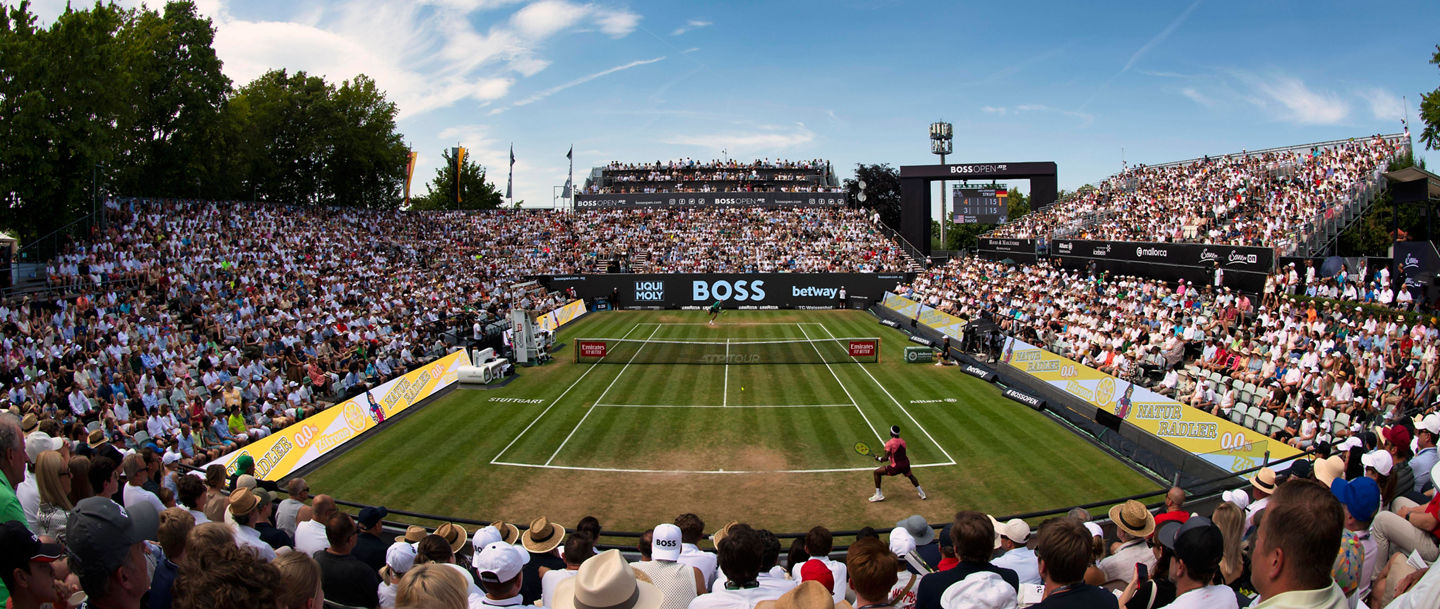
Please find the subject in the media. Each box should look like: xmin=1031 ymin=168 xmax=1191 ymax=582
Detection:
xmin=534 ymin=273 xmax=914 ymax=309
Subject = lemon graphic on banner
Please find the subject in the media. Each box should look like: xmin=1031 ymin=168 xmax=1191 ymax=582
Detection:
xmin=1095 ymin=377 xmax=1117 ymax=407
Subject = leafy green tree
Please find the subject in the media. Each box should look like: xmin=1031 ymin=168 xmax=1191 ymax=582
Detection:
xmin=843 ymin=163 xmax=901 ymax=230
xmin=1420 ymin=44 xmax=1440 ymax=150
xmin=410 ymin=147 xmax=504 ymax=210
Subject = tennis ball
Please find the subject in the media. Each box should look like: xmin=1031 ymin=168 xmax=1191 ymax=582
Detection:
xmin=741 ymin=387 xmax=744 ymax=391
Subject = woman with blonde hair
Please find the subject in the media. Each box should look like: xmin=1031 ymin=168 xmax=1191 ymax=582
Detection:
xmin=32 ymin=451 xmax=73 ymax=537
xmin=1211 ymin=502 xmax=1249 ymax=589
xmin=273 ymin=551 xmax=325 ymax=609
xmin=396 ymin=563 xmax=468 ymax=609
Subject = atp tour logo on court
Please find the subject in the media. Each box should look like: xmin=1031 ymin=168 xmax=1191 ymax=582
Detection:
xmin=633 ymin=281 xmax=665 ymax=302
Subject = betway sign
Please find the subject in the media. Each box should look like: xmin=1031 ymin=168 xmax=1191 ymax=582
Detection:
xmin=533 ymin=273 xmax=914 ymax=309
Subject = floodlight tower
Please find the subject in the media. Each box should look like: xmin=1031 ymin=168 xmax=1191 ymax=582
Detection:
xmin=930 ymin=121 xmax=953 ymax=247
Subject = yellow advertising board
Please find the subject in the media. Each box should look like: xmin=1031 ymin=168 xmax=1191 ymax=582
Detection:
xmin=206 ymin=349 xmax=470 ymax=481
xmin=1001 ymin=337 xmax=1298 ymax=472
xmin=881 ymin=292 xmax=966 ymax=339
xmin=537 ymin=299 xmax=586 ymax=333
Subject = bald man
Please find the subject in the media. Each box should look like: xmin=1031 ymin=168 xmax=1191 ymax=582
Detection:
xmin=1154 ymin=487 xmax=1190 ymax=527
xmin=294 ymin=494 xmax=336 ymax=556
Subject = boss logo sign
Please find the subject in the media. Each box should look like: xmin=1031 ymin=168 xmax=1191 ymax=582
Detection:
xmin=634 ymin=281 xmax=665 ymax=302
xmin=692 ymin=280 xmax=767 ymax=302
xmin=655 ymin=539 xmax=678 ymax=548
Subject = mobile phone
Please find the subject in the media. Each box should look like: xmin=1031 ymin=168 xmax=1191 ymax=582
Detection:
xmin=1136 ymin=563 xmax=1148 ymax=581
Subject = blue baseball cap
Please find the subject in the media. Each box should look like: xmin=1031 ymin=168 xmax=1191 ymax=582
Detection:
xmin=1330 ymin=477 xmax=1380 ymax=523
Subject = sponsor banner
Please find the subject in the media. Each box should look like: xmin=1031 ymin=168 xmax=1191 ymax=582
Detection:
xmin=537 ymin=274 xmax=911 ymax=310
xmin=999 ymin=337 xmax=1299 ymax=472
xmin=904 ymin=346 xmax=934 ymax=363
xmin=536 ymin=299 xmax=586 ymax=333
xmin=962 ymin=363 xmax=996 ymax=382
xmin=1002 ymin=387 xmax=1045 ymax=410
xmin=881 ymin=292 xmax=965 ymax=340
xmin=879 ymin=319 xmax=900 ymax=328
xmin=574 ymin=192 xmax=845 ymax=209
xmin=848 ymin=340 xmax=877 ymax=358
xmin=204 ymin=350 xmax=470 ymax=481
xmin=577 ymin=341 xmax=607 ymax=359
xmin=900 ymin=161 xmax=1058 ymax=179
xmin=907 ymin=335 xmax=933 ymax=346
xmin=977 ymin=238 xmax=1036 ymax=254
xmin=1052 ymin=239 xmax=1274 ymax=273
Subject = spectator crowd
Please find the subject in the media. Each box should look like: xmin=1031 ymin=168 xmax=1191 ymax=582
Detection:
xmin=989 ymin=136 xmax=1405 ymax=254
xmin=587 ymin=159 xmax=842 ymax=194
xmin=4 ymin=411 xmax=1438 ymax=609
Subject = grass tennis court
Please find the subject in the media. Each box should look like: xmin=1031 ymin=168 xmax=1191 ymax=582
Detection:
xmin=306 ymin=310 xmax=1162 ymax=533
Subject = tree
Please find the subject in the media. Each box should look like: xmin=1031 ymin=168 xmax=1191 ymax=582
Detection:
xmin=843 ymin=163 xmax=901 ymax=230
xmin=1420 ymin=44 xmax=1440 ymax=150
xmin=410 ymin=148 xmax=504 ymax=210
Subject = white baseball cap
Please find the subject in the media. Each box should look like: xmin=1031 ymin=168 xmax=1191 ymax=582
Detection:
xmin=888 ymin=527 xmax=916 ymax=558
xmin=475 ymin=540 xmax=529 ymax=584
xmin=24 ymin=432 xmax=65 ymax=462
xmin=651 ymin=523 xmax=683 ymax=562
xmin=1083 ymin=521 xmax=1103 ymax=538
xmin=1222 ymin=489 xmax=1251 ymax=510
xmin=386 ymin=541 xmax=417 ymax=575
xmin=1361 ymin=449 xmax=1394 ymax=477
xmin=472 ymin=526 xmax=503 ymax=553
xmin=1001 ymin=519 xmax=1030 ymax=545
xmin=1420 ymin=413 xmax=1440 ymax=435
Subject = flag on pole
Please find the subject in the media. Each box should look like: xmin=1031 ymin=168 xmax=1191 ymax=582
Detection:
xmin=403 ymin=150 xmax=418 ymax=207
xmin=507 ymin=144 xmax=515 ymax=200
xmin=452 ymin=146 xmax=466 ymax=205
xmin=562 ymin=145 xmax=574 ymax=199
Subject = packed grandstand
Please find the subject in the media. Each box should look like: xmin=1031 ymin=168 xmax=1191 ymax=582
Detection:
xmin=3 ymin=138 xmax=1439 ymax=609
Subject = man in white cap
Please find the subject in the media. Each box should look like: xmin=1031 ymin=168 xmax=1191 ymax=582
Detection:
xmin=992 ymin=519 xmax=1040 ymax=585
xmin=631 ymin=523 xmax=705 ymax=609
xmin=475 ymin=540 xmax=532 ymax=608
xmin=18 ymin=431 xmax=65 ymax=528
xmin=1408 ymin=413 xmax=1439 ymax=496
xmin=1370 ymin=461 xmax=1440 ymax=564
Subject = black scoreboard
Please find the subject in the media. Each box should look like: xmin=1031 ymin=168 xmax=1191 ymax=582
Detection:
xmin=952 ymin=185 xmax=1008 ymax=224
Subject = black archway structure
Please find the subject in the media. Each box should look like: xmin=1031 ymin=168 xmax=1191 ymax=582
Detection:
xmin=899 ymin=161 xmax=1057 ymax=255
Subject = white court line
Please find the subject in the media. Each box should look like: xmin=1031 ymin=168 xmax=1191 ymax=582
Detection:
xmin=544 ymin=324 xmax=662 ymax=465
xmin=489 ymin=323 xmax=648 ymax=464
xmin=662 ymin=322 xmax=820 ymax=326
xmin=811 ymin=323 xmax=957 ymax=465
xmin=492 ymin=460 xmax=954 ymax=475
xmin=595 ymin=403 xmax=854 ymax=409
xmin=723 ymin=338 xmax=730 ymax=408
xmin=797 ymin=323 xmax=884 ymax=444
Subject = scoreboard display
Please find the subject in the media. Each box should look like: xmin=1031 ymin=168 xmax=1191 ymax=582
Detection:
xmin=952 ymin=185 xmax=1008 ymax=224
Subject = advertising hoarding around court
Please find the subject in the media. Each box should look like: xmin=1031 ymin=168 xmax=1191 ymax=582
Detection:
xmin=537 ymin=273 xmax=913 ymax=310
xmin=574 ymin=192 xmax=845 ymax=209
xmin=204 ymin=350 xmax=470 ymax=480
xmin=999 ymin=337 xmax=1299 ymax=472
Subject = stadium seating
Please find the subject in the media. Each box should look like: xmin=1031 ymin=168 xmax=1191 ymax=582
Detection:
xmin=987 ymin=135 xmax=1407 ymax=255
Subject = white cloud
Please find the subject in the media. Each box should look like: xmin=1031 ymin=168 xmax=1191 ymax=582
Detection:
xmin=663 ymin=124 xmax=816 ymax=155
xmin=682 ymin=47 xmax=700 ymax=54
xmin=435 ymin=125 xmax=564 ymax=204
xmin=1358 ymin=87 xmax=1405 ymax=121
xmin=981 ymin=104 xmax=1092 ymax=127
xmin=1180 ymin=87 xmax=1215 ymax=107
xmin=671 ymin=18 xmax=712 ymax=36
xmin=1241 ymin=75 xmax=1349 ymax=125
xmin=511 ymin=0 xmax=592 ymax=38
xmin=510 ymin=0 xmax=639 ymax=39
xmin=512 ymin=56 xmax=665 ymax=107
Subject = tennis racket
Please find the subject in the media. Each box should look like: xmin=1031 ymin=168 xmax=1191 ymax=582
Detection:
xmin=854 ymin=442 xmax=883 ymax=461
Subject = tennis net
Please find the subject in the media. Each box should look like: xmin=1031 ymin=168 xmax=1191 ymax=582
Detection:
xmin=573 ymin=337 xmax=880 ymax=364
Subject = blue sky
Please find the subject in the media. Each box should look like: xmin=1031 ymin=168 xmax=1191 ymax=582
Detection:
xmin=27 ymin=0 xmax=1440 ymax=209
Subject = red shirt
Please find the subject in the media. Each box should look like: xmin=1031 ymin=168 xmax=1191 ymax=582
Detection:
xmin=1154 ymin=510 xmax=1190 ymax=529
xmin=885 ymin=437 xmax=910 ymax=469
